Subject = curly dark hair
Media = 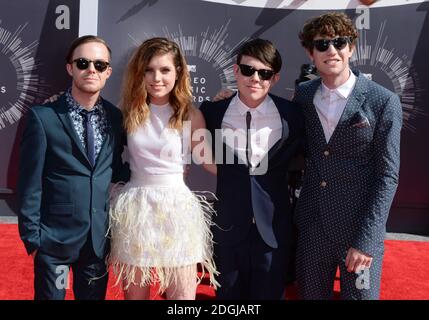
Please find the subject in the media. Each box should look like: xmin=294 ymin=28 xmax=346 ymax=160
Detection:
xmin=299 ymin=12 xmax=358 ymax=52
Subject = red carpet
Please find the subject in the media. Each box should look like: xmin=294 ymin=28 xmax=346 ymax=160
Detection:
xmin=1 ymin=224 xmax=428 ymax=300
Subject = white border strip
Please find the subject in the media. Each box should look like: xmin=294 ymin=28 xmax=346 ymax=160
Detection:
xmin=79 ymin=0 xmax=99 ymax=36
xmin=201 ymin=0 xmax=428 ymax=10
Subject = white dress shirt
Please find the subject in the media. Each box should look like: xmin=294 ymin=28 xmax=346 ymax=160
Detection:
xmin=313 ymin=72 xmax=357 ymax=143
xmin=221 ymin=94 xmax=282 ymax=167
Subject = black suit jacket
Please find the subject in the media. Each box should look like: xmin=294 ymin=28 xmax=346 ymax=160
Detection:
xmin=17 ymin=94 xmax=129 ymax=259
xmin=200 ymin=93 xmax=305 ymax=248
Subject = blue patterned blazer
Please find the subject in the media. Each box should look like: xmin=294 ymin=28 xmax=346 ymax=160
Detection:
xmin=293 ymin=71 xmax=402 ymax=257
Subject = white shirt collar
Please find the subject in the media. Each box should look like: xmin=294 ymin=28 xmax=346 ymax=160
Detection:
xmin=320 ymin=71 xmax=356 ymax=100
xmin=234 ymin=93 xmax=270 ymax=116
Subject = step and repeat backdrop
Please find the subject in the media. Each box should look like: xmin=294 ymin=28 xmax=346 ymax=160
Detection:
xmin=0 ymin=0 xmax=79 ymax=216
xmin=1 ymin=0 xmax=428 ymax=233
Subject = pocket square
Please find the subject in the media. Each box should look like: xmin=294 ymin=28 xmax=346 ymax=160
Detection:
xmin=349 ymin=112 xmax=370 ymax=128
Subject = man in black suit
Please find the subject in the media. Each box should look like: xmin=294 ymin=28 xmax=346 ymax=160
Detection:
xmin=17 ymin=35 xmax=129 ymax=300
xmin=200 ymin=38 xmax=304 ymax=299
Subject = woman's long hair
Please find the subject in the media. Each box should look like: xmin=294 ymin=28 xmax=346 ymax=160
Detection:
xmin=121 ymin=37 xmax=193 ymax=133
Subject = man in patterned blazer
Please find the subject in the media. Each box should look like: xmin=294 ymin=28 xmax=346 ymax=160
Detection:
xmin=293 ymin=12 xmax=402 ymax=299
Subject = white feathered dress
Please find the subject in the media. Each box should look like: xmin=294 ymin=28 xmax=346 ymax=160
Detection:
xmin=108 ymin=102 xmax=218 ymax=293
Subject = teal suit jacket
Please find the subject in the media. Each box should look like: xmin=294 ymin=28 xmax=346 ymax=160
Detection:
xmin=17 ymin=94 xmax=129 ymax=259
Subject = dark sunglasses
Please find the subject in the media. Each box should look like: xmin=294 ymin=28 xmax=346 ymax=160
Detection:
xmin=312 ymin=37 xmax=352 ymax=52
xmin=238 ymin=64 xmax=275 ymax=81
xmin=72 ymin=58 xmax=110 ymax=72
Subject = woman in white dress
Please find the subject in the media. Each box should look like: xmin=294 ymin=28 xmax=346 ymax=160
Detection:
xmin=108 ymin=37 xmax=218 ymax=300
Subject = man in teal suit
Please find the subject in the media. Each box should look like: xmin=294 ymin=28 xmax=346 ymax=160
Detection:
xmin=293 ymin=12 xmax=402 ymax=300
xmin=17 ymin=35 xmax=129 ymax=300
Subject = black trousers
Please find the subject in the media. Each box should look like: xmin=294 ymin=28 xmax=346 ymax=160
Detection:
xmin=214 ymin=224 xmax=290 ymax=300
xmin=33 ymin=234 xmax=108 ymax=300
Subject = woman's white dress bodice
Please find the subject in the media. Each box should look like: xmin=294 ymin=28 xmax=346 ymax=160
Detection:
xmin=127 ymin=103 xmax=184 ymax=179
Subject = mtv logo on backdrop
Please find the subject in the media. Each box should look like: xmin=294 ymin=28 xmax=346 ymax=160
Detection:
xmin=188 ymin=65 xmax=197 ymax=73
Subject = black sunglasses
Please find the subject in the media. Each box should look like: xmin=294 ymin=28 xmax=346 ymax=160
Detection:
xmin=72 ymin=58 xmax=110 ymax=72
xmin=238 ymin=64 xmax=275 ymax=81
xmin=312 ymin=37 xmax=352 ymax=52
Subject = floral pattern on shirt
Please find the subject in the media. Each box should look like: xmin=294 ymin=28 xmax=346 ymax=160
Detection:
xmin=65 ymin=89 xmax=108 ymax=162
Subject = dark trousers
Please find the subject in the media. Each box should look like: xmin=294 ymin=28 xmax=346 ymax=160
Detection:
xmin=33 ymin=234 xmax=108 ymax=300
xmin=214 ymin=224 xmax=290 ymax=300
xmin=295 ymin=218 xmax=383 ymax=300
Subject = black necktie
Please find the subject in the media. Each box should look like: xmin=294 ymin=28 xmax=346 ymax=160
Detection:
xmin=81 ymin=110 xmax=96 ymax=167
xmin=246 ymin=111 xmax=252 ymax=167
